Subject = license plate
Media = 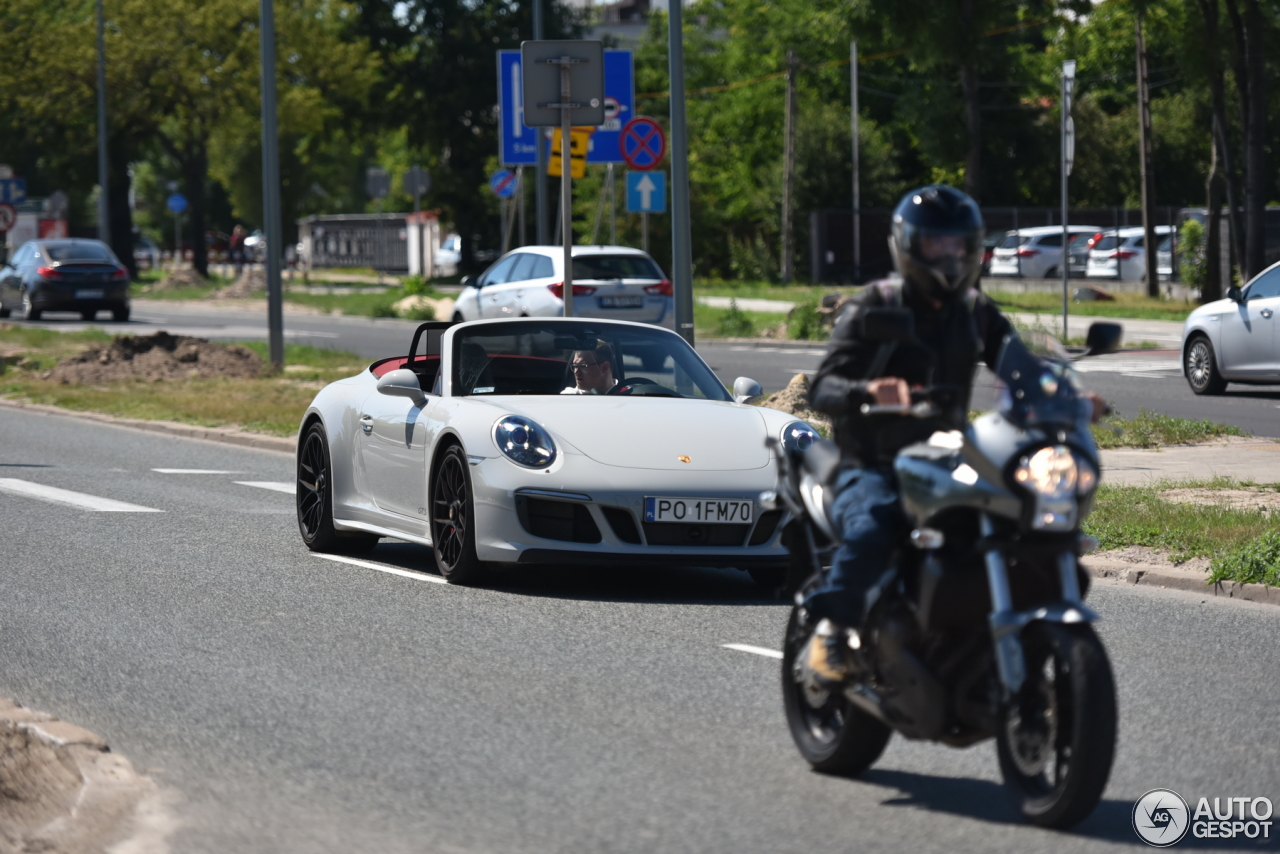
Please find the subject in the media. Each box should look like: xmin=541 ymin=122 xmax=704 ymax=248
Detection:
xmin=76 ymin=289 xmax=104 ymax=299
xmin=645 ymin=497 xmax=753 ymax=524
xmin=598 ymin=296 xmax=644 ymax=309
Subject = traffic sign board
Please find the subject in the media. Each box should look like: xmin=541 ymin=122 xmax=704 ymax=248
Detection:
xmin=489 ymin=169 xmax=518 ymax=198
xmin=404 ymin=165 xmax=431 ymax=197
xmin=497 ymin=51 xmax=540 ymax=166
xmin=0 ymin=203 xmax=16 ymax=232
xmin=166 ymin=193 xmax=187 ymax=214
xmin=0 ymin=178 xmax=27 ymax=204
xmin=547 ymin=129 xmax=591 ymax=179
xmin=626 ymin=171 xmax=666 ymax=213
xmin=620 ymin=117 xmax=665 ymax=170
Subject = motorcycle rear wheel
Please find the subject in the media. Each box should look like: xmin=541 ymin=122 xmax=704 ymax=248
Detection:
xmin=781 ymin=606 xmax=891 ymax=775
xmin=996 ymin=622 xmax=1116 ymax=829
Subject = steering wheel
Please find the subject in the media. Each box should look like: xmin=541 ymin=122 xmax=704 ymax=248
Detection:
xmin=606 ymin=377 xmax=660 ymax=396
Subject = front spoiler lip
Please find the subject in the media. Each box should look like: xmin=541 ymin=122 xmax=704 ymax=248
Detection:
xmin=514 ymin=548 xmax=787 ymax=568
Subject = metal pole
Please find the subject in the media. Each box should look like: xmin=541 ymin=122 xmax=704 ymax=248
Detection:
xmin=668 ymin=0 xmax=695 ymax=345
xmin=96 ymin=0 xmax=110 ymax=246
xmin=642 ymin=212 xmax=648 ymax=252
xmin=1062 ymin=69 xmax=1069 ymax=340
xmin=608 ymin=163 xmax=616 ymax=245
xmin=851 ymin=40 xmax=859 ymax=283
xmin=781 ymin=49 xmax=797 ymax=284
xmin=560 ymin=71 xmax=574 ymax=318
xmin=260 ymin=0 xmax=284 ymax=368
xmin=533 ymin=0 xmax=547 ymax=245
xmin=517 ymin=166 xmax=526 ymax=247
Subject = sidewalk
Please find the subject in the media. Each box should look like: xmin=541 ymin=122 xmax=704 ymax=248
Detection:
xmin=1101 ymin=437 xmax=1280 ymax=485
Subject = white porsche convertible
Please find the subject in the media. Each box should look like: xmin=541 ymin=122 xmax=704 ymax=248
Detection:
xmin=295 ymin=318 xmax=818 ymax=586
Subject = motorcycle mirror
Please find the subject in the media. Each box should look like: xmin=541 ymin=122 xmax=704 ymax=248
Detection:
xmin=859 ymin=307 xmax=915 ymax=343
xmin=1082 ymin=322 xmax=1122 ymax=357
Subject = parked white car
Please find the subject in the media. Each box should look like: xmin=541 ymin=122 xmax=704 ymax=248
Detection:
xmin=988 ymin=226 xmax=1101 ymax=279
xmin=1181 ymin=259 xmax=1280 ymax=394
xmin=1086 ymin=225 xmax=1173 ymax=283
xmin=295 ymin=317 xmax=803 ymax=586
xmin=452 ymin=245 xmax=674 ymax=330
xmin=435 ymin=233 xmax=461 ymax=278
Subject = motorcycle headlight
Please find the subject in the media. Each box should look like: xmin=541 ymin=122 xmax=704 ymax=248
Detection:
xmin=781 ymin=420 xmax=819 ymax=454
xmin=493 ymin=416 xmax=556 ymax=469
xmin=1014 ymin=445 xmax=1078 ymax=500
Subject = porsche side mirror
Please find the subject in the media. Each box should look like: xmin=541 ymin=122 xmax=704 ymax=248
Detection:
xmin=1083 ymin=322 xmax=1122 ymax=357
xmin=376 ymin=368 xmax=427 ymax=406
xmin=1227 ymin=285 xmax=1243 ymax=303
xmin=460 ymin=274 xmax=477 ymax=289
xmin=733 ymin=376 xmax=764 ymax=404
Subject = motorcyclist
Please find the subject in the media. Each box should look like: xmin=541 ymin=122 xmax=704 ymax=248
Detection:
xmin=801 ymin=184 xmax=1103 ymax=682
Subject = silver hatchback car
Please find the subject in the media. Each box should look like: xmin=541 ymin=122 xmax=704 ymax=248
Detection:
xmin=1181 ymin=260 xmax=1280 ymax=394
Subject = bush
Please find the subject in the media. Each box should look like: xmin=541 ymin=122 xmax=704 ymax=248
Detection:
xmin=1209 ymin=529 xmax=1280 ymax=587
xmin=369 ymin=300 xmax=399 ymax=318
xmin=787 ymin=298 xmax=825 ymax=340
xmin=1178 ymin=219 xmax=1206 ymax=295
xmin=716 ymin=299 xmax=757 ymax=337
xmin=404 ymin=303 xmax=436 ymax=321
xmin=402 ymin=275 xmax=431 ymax=296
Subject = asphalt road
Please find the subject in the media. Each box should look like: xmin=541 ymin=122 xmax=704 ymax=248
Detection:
xmin=13 ymin=299 xmax=1280 ymax=437
xmin=2 ymin=406 xmax=1278 ymax=852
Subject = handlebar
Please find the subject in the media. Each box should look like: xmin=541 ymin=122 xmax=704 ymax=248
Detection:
xmin=857 ymin=384 xmax=963 ymax=418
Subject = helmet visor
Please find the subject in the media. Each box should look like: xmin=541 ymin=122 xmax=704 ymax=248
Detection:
xmin=901 ymin=223 xmax=982 ymax=290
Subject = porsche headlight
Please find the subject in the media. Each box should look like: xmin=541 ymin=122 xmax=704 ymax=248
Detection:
xmin=781 ymin=421 xmax=819 ymax=453
xmin=493 ymin=416 xmax=556 ymax=469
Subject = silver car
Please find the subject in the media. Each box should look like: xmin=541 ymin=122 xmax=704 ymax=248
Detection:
xmin=1182 ymin=259 xmax=1280 ymax=394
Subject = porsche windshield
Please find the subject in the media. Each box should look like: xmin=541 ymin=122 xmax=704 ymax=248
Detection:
xmin=453 ymin=321 xmax=730 ymax=400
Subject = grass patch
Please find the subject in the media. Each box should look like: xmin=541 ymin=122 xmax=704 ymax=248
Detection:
xmin=1084 ymin=478 xmax=1280 ymax=585
xmin=694 ymin=302 xmax=784 ymax=338
xmin=986 ymin=289 xmax=1196 ymax=321
xmin=236 ymin=341 xmax=363 ymax=372
xmin=1092 ymin=408 xmax=1247 ymax=449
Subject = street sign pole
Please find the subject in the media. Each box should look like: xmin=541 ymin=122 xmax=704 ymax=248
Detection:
xmin=559 ymin=62 xmax=574 ymax=316
xmin=532 ymin=1 xmax=546 ymax=246
xmin=642 ymin=213 xmax=648 ymax=253
xmin=260 ymin=0 xmax=285 ymax=368
xmin=1061 ymin=59 xmax=1076 ymax=341
xmin=96 ymin=0 xmax=110 ymax=247
xmin=668 ymin=0 xmax=695 ymax=345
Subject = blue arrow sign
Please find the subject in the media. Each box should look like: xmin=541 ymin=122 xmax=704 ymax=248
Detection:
xmin=0 ymin=178 xmax=27 ymax=204
xmin=626 ymin=171 xmax=666 ymax=213
xmin=498 ymin=49 xmax=633 ymax=166
xmin=166 ymin=193 xmax=188 ymax=214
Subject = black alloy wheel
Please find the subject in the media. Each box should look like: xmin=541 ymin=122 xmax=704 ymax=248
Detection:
xmin=113 ymin=306 xmax=130 ymax=322
xmin=1185 ymin=336 xmax=1227 ymax=395
xmin=781 ymin=604 xmax=891 ymax=775
xmin=81 ymin=310 xmax=96 ymax=321
xmin=296 ymin=423 xmax=378 ymax=553
xmin=996 ymin=622 xmax=1117 ymax=829
xmin=0 ymin=307 xmax=10 ymax=319
xmin=431 ymin=444 xmax=488 ymax=584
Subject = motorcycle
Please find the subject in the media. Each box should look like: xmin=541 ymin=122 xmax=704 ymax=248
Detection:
xmin=763 ymin=309 xmax=1122 ymax=829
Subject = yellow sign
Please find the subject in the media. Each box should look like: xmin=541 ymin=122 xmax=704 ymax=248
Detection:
xmin=547 ymin=128 xmax=593 ymax=179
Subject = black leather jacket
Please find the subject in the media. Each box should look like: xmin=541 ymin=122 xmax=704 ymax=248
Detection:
xmin=809 ymin=281 xmax=1015 ymax=465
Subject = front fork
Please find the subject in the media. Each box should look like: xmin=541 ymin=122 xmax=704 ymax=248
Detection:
xmin=981 ymin=514 xmax=1096 ymax=698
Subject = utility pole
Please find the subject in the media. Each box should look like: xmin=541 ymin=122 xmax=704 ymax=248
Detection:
xmin=533 ymin=0 xmax=547 ymax=245
xmin=1135 ymin=9 xmax=1159 ymax=297
xmin=668 ymin=0 xmax=695 ymax=345
xmin=781 ymin=49 xmax=798 ymax=284
xmin=260 ymin=0 xmax=285 ymax=368
xmin=95 ymin=0 xmax=110 ymax=246
xmin=850 ymin=40 xmax=860 ymax=284
xmin=1061 ymin=59 xmax=1076 ymax=341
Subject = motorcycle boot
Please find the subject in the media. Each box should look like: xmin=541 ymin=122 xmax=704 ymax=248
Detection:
xmin=800 ymin=618 xmax=863 ymax=685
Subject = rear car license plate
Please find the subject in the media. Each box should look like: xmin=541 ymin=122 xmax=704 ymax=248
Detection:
xmin=598 ymin=296 xmax=644 ymax=309
xmin=75 ymin=289 xmax=104 ymax=299
xmin=645 ymin=497 xmax=753 ymax=524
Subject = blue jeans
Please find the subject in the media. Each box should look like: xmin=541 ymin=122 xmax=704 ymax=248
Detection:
xmin=802 ymin=466 xmax=907 ymax=626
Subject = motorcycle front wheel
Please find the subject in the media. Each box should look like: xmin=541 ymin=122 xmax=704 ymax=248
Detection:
xmin=781 ymin=606 xmax=891 ymax=775
xmin=996 ymin=622 xmax=1117 ymax=829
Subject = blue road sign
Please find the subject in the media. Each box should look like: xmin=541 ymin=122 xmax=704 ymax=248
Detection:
xmin=626 ymin=171 xmax=666 ymax=214
xmin=166 ymin=193 xmax=188 ymax=214
xmin=497 ymin=49 xmax=633 ymax=166
xmin=0 ymin=178 xmax=27 ymax=204
xmin=489 ymin=169 xmax=518 ymax=198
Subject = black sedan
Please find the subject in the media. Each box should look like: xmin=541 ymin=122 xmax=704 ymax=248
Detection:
xmin=0 ymin=238 xmax=131 ymax=321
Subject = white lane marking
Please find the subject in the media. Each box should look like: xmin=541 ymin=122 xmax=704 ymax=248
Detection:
xmin=153 ymin=469 xmax=242 ymax=474
xmin=0 ymin=478 xmax=163 ymax=512
xmin=235 ymin=481 xmax=296 ymax=494
xmin=723 ymin=643 xmax=783 ymax=659
xmin=312 ymin=553 xmax=448 ymax=584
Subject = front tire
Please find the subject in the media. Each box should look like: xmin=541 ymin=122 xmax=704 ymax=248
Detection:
xmin=296 ymin=422 xmax=379 ymax=553
xmin=112 ymin=306 xmax=130 ymax=322
xmin=431 ymin=444 xmax=489 ymax=584
xmin=781 ymin=606 xmax=891 ymax=775
xmin=1185 ymin=336 xmax=1227 ymax=395
xmin=996 ymin=622 xmax=1117 ymax=829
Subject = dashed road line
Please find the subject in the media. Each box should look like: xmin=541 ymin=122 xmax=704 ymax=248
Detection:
xmin=722 ymin=643 xmax=783 ymax=659
xmin=152 ymin=469 xmax=242 ymax=474
xmin=0 ymin=478 xmax=163 ymax=512
xmin=312 ymin=553 xmax=448 ymax=584
xmin=235 ymin=481 xmax=296 ymax=494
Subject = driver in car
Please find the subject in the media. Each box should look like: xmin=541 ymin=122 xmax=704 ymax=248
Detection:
xmin=801 ymin=185 xmax=1105 ymax=684
xmin=561 ymin=340 xmax=619 ymax=395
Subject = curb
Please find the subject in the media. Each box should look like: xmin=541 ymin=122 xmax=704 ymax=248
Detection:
xmin=1084 ymin=559 xmax=1280 ymax=607
xmin=0 ymin=397 xmax=296 ymax=455
xmin=697 ymin=338 xmax=828 ymax=349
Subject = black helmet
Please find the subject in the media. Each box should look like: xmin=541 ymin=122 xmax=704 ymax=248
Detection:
xmin=889 ymin=185 xmax=984 ymax=303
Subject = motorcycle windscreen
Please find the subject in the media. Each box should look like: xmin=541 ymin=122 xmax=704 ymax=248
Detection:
xmin=993 ymin=332 xmax=1086 ymax=428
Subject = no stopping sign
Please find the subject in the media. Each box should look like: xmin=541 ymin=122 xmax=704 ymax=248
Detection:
xmin=620 ymin=117 xmax=665 ymax=171
xmin=0 ymin=203 xmax=15 ymax=233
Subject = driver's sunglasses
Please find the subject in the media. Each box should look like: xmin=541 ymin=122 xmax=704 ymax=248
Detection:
xmin=571 ymin=360 xmax=600 ymax=373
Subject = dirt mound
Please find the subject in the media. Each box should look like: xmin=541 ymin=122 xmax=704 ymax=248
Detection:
xmin=757 ymin=372 xmax=831 ymax=432
xmin=48 ymin=331 xmax=263 ymax=383
xmin=215 ymin=268 xmax=267 ymax=299
xmin=149 ymin=267 xmax=208 ymax=291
